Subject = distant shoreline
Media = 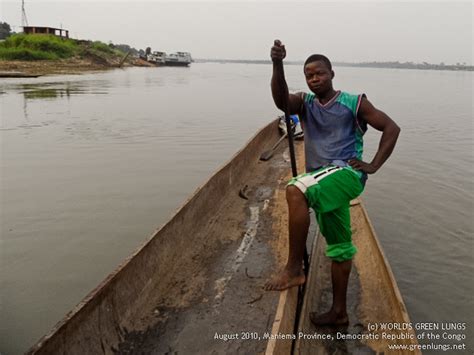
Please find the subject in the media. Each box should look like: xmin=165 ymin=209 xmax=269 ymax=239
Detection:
xmin=196 ymin=59 xmax=474 ymax=72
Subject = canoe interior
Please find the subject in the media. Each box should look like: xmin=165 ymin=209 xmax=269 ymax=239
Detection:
xmin=27 ymin=119 xmax=300 ymax=354
xmin=267 ymin=200 xmax=420 ymax=355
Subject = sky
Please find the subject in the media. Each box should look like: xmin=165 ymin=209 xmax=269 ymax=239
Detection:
xmin=1 ymin=0 xmax=472 ymax=64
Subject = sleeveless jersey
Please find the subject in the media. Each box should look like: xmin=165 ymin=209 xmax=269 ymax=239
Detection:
xmin=301 ymin=91 xmax=367 ymax=174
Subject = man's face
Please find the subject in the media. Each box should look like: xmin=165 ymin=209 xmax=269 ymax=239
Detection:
xmin=304 ymin=61 xmax=334 ymax=95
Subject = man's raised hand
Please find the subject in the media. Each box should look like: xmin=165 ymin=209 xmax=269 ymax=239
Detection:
xmin=271 ymin=40 xmax=286 ymax=63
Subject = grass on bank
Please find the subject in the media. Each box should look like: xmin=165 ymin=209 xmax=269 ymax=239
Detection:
xmin=0 ymin=33 xmax=125 ymax=61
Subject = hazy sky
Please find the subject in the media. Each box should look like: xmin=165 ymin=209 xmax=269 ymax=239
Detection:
xmin=1 ymin=0 xmax=472 ymax=64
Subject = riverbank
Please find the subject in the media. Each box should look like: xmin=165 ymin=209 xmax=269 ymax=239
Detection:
xmin=0 ymin=34 xmax=153 ymax=76
xmin=0 ymin=57 xmax=152 ymax=76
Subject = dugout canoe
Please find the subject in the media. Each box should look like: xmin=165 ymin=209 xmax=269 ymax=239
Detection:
xmin=27 ymin=119 xmax=418 ymax=354
xmin=265 ymin=199 xmax=421 ymax=355
xmin=0 ymin=71 xmax=42 ymax=78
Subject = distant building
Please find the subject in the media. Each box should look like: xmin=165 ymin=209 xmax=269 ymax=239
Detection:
xmin=23 ymin=26 xmax=69 ymax=38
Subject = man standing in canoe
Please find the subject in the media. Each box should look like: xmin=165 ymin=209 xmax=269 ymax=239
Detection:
xmin=264 ymin=40 xmax=400 ymax=326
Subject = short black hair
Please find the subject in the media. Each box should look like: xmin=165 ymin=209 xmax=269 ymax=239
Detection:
xmin=304 ymin=54 xmax=332 ymax=71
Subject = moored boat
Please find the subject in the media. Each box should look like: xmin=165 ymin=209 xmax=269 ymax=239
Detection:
xmin=146 ymin=51 xmax=166 ymax=66
xmin=0 ymin=71 xmax=42 ymax=78
xmin=165 ymin=51 xmax=192 ymax=66
xmin=27 ymin=119 xmax=418 ymax=354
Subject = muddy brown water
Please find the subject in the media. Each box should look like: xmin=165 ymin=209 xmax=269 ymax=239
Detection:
xmin=1 ymin=64 xmax=472 ymax=354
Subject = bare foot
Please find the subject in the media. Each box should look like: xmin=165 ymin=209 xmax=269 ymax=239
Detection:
xmin=309 ymin=310 xmax=349 ymax=326
xmin=263 ymin=268 xmax=305 ymax=291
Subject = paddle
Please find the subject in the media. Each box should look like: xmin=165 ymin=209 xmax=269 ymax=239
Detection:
xmin=259 ymin=132 xmax=288 ymax=161
xmin=276 ymin=82 xmax=310 ymax=274
xmin=274 ymin=40 xmax=310 ymax=353
xmin=281 ymin=94 xmax=310 ymax=355
xmin=283 ymin=111 xmax=298 ymax=177
xmin=282 ymin=108 xmax=309 ymax=273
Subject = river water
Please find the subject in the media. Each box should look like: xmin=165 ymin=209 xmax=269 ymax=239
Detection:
xmin=1 ymin=64 xmax=472 ymax=354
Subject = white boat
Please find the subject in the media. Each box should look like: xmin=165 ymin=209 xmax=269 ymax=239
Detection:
xmin=165 ymin=52 xmax=193 ymax=66
xmin=146 ymin=51 xmax=166 ymax=66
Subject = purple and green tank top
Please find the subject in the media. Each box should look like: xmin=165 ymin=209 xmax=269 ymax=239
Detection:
xmin=300 ymin=91 xmax=367 ymax=181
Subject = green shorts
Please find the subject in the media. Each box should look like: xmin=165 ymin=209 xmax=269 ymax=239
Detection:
xmin=287 ymin=165 xmax=364 ymax=262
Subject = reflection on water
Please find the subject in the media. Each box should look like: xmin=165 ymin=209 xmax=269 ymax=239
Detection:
xmin=25 ymin=88 xmax=69 ymax=100
xmin=0 ymin=79 xmax=112 ymax=132
xmin=0 ymin=65 xmax=472 ymax=354
xmin=18 ymin=81 xmax=109 ymax=100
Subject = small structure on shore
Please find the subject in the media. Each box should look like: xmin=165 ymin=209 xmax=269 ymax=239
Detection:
xmin=23 ymin=26 xmax=69 ymax=38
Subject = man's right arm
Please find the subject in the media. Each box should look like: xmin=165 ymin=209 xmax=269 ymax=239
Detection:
xmin=271 ymin=40 xmax=304 ymax=115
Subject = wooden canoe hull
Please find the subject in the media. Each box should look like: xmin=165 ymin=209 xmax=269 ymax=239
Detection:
xmin=27 ymin=119 xmax=291 ymax=354
xmin=266 ymin=199 xmax=420 ymax=355
xmin=27 ymin=119 xmax=416 ymax=354
xmin=0 ymin=71 xmax=42 ymax=78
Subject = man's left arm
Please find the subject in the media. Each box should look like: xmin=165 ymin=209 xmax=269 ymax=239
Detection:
xmin=349 ymin=97 xmax=401 ymax=174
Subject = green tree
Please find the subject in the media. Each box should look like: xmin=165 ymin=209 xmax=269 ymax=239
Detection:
xmin=0 ymin=22 xmax=13 ymax=39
